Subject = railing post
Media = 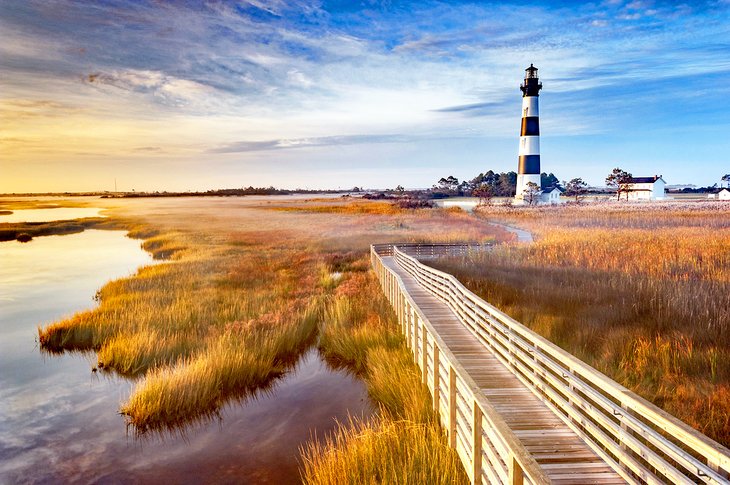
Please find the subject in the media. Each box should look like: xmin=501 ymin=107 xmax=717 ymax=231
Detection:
xmin=421 ymin=324 xmax=428 ymax=385
xmin=433 ymin=345 xmax=440 ymax=413
xmin=473 ymin=401 xmax=483 ymax=484
xmin=508 ymin=455 xmax=524 ymax=485
xmin=412 ymin=312 xmax=418 ymax=362
xmin=449 ymin=365 xmax=457 ymax=448
xmin=403 ymin=301 xmax=410 ymax=338
xmin=708 ymin=456 xmax=729 ymax=479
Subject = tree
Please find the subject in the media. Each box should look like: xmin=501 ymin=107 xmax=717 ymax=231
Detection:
xmin=437 ymin=175 xmax=460 ymax=194
xmin=722 ymin=174 xmax=730 ymax=188
xmin=541 ymin=172 xmax=560 ymax=189
xmin=473 ymin=183 xmax=495 ymax=206
xmin=498 ymin=171 xmax=517 ymax=197
xmin=395 ymin=185 xmax=405 ymax=194
xmin=605 ymin=167 xmax=633 ymax=201
xmin=523 ymin=181 xmax=541 ymax=205
xmin=564 ymin=177 xmax=589 ymax=202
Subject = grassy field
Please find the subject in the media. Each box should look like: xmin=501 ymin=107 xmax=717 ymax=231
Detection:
xmin=301 ymin=259 xmax=468 ymax=484
xmin=22 ymin=195 xmax=499 ymax=479
xmin=430 ymin=200 xmax=730 ymax=446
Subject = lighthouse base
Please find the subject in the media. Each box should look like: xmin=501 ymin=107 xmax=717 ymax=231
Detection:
xmin=514 ymin=173 xmax=542 ymax=204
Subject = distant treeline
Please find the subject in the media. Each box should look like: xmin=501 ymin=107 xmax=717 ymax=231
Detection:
xmin=100 ymin=186 xmax=358 ymax=198
xmin=429 ymin=171 xmax=561 ymax=198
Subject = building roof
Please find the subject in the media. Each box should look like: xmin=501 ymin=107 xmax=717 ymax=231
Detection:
xmin=629 ymin=176 xmax=664 ymax=184
xmin=543 ymin=185 xmax=564 ymax=193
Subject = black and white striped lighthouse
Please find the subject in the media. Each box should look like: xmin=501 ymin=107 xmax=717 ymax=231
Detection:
xmin=516 ymin=64 xmax=542 ymax=201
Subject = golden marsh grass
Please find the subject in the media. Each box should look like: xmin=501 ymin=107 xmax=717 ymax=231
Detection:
xmin=35 ymin=195 xmax=502 ymax=446
xmin=305 ymin=259 xmax=467 ymax=483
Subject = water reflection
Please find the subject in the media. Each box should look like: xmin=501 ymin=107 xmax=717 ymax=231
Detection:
xmin=0 ymin=229 xmax=372 ymax=484
xmin=0 ymin=207 xmax=105 ymax=223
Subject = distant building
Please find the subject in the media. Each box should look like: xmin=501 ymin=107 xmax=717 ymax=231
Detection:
xmin=719 ymin=188 xmax=730 ymax=200
xmin=540 ymin=186 xmax=563 ymax=204
xmin=626 ymin=175 xmax=666 ymax=200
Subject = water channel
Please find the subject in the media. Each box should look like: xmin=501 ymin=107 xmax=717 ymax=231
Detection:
xmin=0 ymin=220 xmax=372 ymax=484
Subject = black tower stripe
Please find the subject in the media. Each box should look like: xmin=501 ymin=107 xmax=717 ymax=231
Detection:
xmin=520 ymin=117 xmax=540 ymax=136
xmin=518 ymin=155 xmax=540 ymax=174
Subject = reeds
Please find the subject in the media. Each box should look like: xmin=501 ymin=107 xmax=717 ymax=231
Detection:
xmin=34 ymin=194 xmax=501 ymax=475
xmin=38 ymin=227 xmax=325 ymax=432
xmin=300 ymin=416 xmax=466 ymax=485
xmin=304 ymin=262 xmax=467 ymax=483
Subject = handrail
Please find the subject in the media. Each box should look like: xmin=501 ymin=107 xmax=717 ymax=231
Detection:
xmin=379 ymin=244 xmax=730 ymax=484
xmin=370 ymin=244 xmax=550 ymax=485
xmin=371 ymin=242 xmax=489 ymax=259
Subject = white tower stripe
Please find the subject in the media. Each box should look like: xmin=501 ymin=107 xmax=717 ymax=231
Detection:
xmin=518 ymin=136 xmax=540 ymax=156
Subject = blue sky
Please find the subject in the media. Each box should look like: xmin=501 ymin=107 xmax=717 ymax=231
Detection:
xmin=1 ymin=0 xmax=729 ymax=192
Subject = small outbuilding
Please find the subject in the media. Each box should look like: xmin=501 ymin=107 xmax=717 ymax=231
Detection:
xmin=540 ymin=186 xmax=563 ymax=205
xmin=719 ymin=188 xmax=730 ymax=200
xmin=626 ymin=175 xmax=666 ymax=200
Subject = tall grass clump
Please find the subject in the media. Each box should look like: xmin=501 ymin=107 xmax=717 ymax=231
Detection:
xmin=39 ymin=227 xmax=324 ymax=432
xmin=301 ymin=416 xmax=466 ymax=485
xmin=122 ymin=300 xmax=319 ymax=433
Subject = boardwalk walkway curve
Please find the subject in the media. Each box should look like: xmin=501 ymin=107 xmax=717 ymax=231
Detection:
xmin=370 ymin=243 xmax=730 ymax=485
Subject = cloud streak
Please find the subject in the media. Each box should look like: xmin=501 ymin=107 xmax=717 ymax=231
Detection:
xmin=208 ymin=134 xmax=419 ymax=153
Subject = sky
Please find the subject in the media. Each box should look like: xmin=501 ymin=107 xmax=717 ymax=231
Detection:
xmin=1 ymin=0 xmax=729 ymax=193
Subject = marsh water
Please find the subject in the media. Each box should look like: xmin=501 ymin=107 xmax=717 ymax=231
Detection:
xmin=0 ymin=207 xmax=105 ymax=223
xmin=0 ymin=225 xmax=372 ymax=484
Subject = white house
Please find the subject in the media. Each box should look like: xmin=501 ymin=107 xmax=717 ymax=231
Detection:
xmin=719 ymin=188 xmax=730 ymax=200
xmin=626 ymin=175 xmax=666 ymax=200
xmin=540 ymin=187 xmax=563 ymax=205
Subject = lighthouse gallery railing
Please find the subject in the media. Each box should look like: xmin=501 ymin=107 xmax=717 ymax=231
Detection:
xmin=370 ymin=243 xmax=730 ymax=485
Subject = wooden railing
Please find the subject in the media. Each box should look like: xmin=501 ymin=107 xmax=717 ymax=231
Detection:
xmin=371 ymin=244 xmax=550 ymax=485
xmin=371 ymin=243 xmax=730 ymax=485
xmin=371 ymin=242 xmax=489 ymax=259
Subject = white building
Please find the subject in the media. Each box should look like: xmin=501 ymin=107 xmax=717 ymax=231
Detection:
xmin=626 ymin=175 xmax=666 ymax=200
xmin=540 ymin=187 xmax=563 ymax=204
xmin=719 ymin=188 xmax=730 ymax=200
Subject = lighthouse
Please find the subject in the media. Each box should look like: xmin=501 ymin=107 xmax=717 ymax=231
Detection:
xmin=515 ymin=64 xmax=542 ymax=202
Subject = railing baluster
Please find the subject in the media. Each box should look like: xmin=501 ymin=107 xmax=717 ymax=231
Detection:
xmin=508 ymin=454 xmax=524 ymax=485
xmin=449 ymin=365 xmax=457 ymax=448
xmin=422 ymin=324 xmax=428 ymax=386
xmin=473 ymin=401 xmax=483 ymax=483
xmin=433 ymin=344 xmax=440 ymax=413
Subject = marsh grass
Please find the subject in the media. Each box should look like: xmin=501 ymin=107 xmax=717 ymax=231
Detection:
xmin=303 ymin=260 xmax=468 ymax=483
xmin=301 ymin=416 xmax=466 ymax=485
xmin=121 ymin=299 xmax=320 ymax=433
xmin=39 ymin=225 xmax=327 ymax=432
xmin=272 ymin=200 xmax=404 ymax=215
xmin=33 ymin=195 xmax=501 ymax=469
xmin=0 ymin=218 xmax=119 ymax=241
xmin=436 ymin=204 xmax=730 ymax=445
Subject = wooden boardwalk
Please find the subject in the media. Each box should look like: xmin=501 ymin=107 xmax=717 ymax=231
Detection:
xmin=371 ymin=243 xmax=730 ymax=485
xmin=381 ymin=255 xmax=624 ymax=484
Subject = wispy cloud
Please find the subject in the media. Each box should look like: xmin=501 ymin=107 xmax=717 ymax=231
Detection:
xmin=432 ymin=101 xmax=510 ymax=115
xmin=208 ymin=134 xmax=419 ymax=153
